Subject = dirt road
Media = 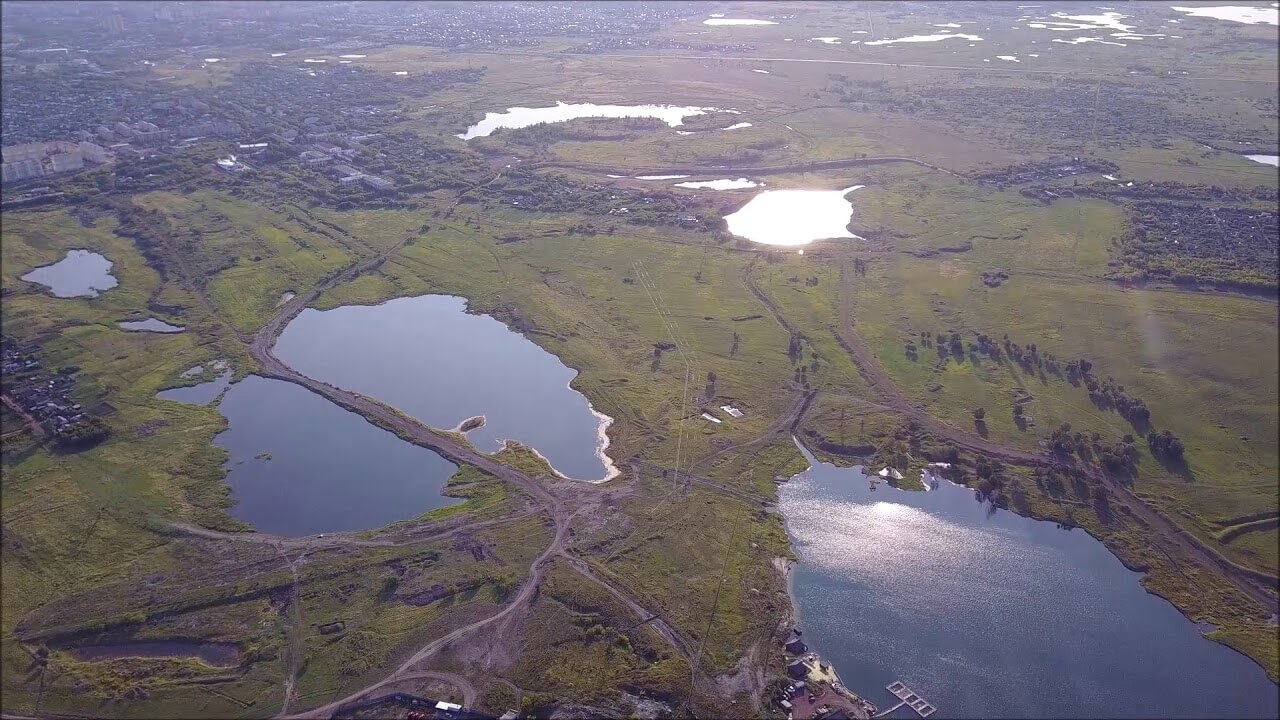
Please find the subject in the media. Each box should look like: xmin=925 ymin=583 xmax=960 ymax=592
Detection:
xmin=1 ymin=393 xmax=45 ymax=440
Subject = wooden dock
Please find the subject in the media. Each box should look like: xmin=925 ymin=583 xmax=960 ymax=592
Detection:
xmin=876 ymin=681 xmax=936 ymax=718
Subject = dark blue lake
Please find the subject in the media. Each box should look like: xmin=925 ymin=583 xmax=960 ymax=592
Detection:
xmin=163 ymin=374 xmax=459 ymax=536
xmin=272 ymin=294 xmax=616 ymax=482
xmin=779 ymin=446 xmax=1279 ymax=719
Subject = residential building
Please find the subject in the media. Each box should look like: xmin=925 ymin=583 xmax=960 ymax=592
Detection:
xmin=361 ymin=175 xmax=393 ymax=191
xmin=48 ymin=151 xmax=83 ymax=173
xmin=2 ymin=159 xmax=44 ymax=183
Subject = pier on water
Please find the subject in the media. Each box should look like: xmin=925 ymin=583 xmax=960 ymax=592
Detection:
xmin=875 ymin=681 xmax=936 ymax=718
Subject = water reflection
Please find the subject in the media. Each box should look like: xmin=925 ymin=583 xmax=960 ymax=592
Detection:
xmin=780 ymin=444 xmax=1279 ymax=718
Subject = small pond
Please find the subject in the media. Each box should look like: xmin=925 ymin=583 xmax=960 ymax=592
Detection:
xmin=780 ymin=444 xmax=1280 ymax=719
xmin=158 ymin=371 xmax=233 ymax=406
xmin=20 ymin=249 xmax=118 ymax=298
xmin=1243 ymin=154 xmax=1279 ymax=167
xmin=457 ymin=102 xmax=727 ymax=140
xmin=272 ymin=294 xmax=617 ymax=482
xmin=69 ymin=640 xmax=241 ymax=668
xmin=724 ymin=185 xmax=864 ymax=246
xmin=117 ymin=318 xmax=185 ymax=333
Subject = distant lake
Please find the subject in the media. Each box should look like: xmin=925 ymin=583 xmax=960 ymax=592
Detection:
xmin=1243 ymin=154 xmax=1279 ymax=167
xmin=273 ymin=294 xmax=617 ymax=482
xmin=20 ymin=249 xmax=118 ymax=298
xmin=780 ymin=445 xmax=1279 ymax=719
xmin=457 ymin=102 xmax=728 ymax=140
xmin=213 ymin=376 xmax=458 ymax=536
xmin=117 ymin=318 xmax=185 ymax=333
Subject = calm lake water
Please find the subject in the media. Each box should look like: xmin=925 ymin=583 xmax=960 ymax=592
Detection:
xmin=1243 ymin=154 xmax=1279 ymax=167
xmin=724 ymin=186 xmax=863 ymax=246
xmin=213 ymin=376 xmax=458 ymax=536
xmin=457 ymin=102 xmax=727 ymax=140
xmin=273 ymin=294 xmax=616 ymax=482
xmin=779 ymin=446 xmax=1279 ymax=719
xmin=117 ymin=318 xmax=185 ymax=333
xmin=20 ymin=249 xmax=118 ymax=298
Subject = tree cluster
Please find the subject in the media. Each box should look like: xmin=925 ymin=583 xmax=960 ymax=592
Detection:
xmin=1146 ymin=429 xmax=1185 ymax=461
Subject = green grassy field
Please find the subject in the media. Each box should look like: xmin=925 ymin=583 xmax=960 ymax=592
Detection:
xmin=2 ymin=1 xmax=1277 ymax=713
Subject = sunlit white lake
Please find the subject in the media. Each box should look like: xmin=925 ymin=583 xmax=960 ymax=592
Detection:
xmin=1244 ymin=154 xmax=1280 ymax=166
xmin=866 ymin=33 xmax=983 ymax=45
xmin=722 ymin=122 xmax=753 ymax=130
xmin=1170 ymin=5 xmax=1279 ymax=24
xmin=724 ymin=186 xmax=864 ymax=246
xmin=674 ymin=178 xmax=761 ymax=190
xmin=338 ymin=54 xmax=367 ymax=58
xmin=457 ymin=102 xmax=725 ymax=140
xmin=634 ymin=174 xmax=690 ymax=180
xmin=704 ymin=18 xmax=778 ymax=26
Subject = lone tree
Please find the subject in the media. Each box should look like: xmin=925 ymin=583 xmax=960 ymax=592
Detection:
xmin=974 ymin=407 xmax=986 ymax=420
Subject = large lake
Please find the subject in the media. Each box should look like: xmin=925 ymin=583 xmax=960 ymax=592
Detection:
xmin=20 ymin=249 xmax=118 ymax=298
xmin=161 ymin=375 xmax=459 ymax=537
xmin=273 ymin=294 xmax=617 ymax=482
xmin=780 ymin=445 xmax=1279 ymax=719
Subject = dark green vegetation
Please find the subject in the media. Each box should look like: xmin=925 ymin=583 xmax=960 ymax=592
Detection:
xmin=2 ymin=1 xmax=1277 ymax=718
